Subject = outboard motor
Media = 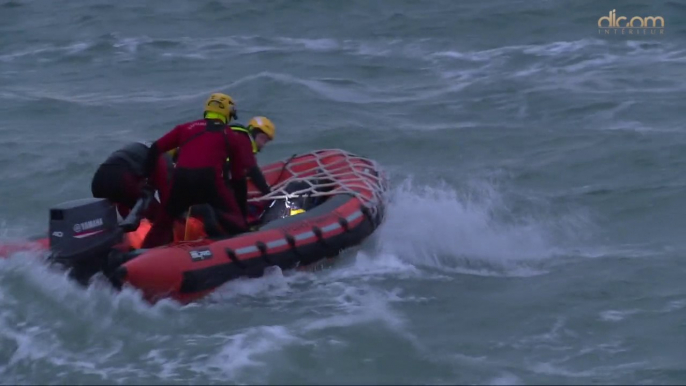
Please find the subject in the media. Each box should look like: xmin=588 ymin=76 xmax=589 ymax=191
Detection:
xmin=48 ymin=198 xmax=122 ymax=283
xmin=259 ymin=180 xmax=330 ymax=225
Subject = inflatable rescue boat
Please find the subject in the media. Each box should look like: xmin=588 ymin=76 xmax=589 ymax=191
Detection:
xmin=0 ymin=149 xmax=389 ymax=304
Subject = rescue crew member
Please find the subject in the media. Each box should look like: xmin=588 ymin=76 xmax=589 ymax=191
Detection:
xmin=166 ymin=116 xmax=275 ymax=162
xmin=140 ymin=93 xmax=270 ymax=248
xmin=231 ymin=116 xmax=276 ymax=154
xmin=91 ymin=142 xmax=172 ymax=221
xmin=147 ymin=116 xmax=275 ymax=222
xmin=228 ymin=116 xmax=276 ymax=218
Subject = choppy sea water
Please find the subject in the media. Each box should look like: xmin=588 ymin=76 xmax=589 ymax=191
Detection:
xmin=1 ymin=0 xmax=685 ymax=384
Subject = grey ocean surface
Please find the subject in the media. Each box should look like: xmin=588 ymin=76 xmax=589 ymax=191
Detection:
xmin=1 ymin=0 xmax=685 ymax=384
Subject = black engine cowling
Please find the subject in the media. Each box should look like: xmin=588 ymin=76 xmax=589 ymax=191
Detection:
xmin=48 ymin=198 xmax=121 ymax=282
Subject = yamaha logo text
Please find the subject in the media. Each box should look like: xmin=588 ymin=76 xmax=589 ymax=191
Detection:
xmin=73 ymin=218 xmax=103 ymax=233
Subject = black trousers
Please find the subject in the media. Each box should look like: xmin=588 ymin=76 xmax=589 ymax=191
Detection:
xmin=141 ymin=167 xmax=247 ymax=248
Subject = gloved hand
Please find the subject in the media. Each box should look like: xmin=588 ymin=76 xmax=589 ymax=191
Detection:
xmin=141 ymin=181 xmax=155 ymax=196
xmin=248 ymin=200 xmax=268 ymax=213
xmin=246 ymin=200 xmax=268 ymax=226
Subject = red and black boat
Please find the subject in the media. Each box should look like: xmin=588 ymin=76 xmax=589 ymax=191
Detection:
xmin=0 ymin=149 xmax=389 ymax=304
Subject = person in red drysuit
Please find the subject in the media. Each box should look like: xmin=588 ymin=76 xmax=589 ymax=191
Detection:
xmin=139 ymin=93 xmax=270 ymax=248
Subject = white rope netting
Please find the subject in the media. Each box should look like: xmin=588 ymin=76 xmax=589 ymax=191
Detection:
xmin=248 ymin=149 xmax=389 ymax=213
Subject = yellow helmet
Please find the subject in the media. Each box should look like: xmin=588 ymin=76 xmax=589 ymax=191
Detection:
xmin=203 ymin=93 xmax=237 ymax=122
xmin=248 ymin=116 xmax=275 ymax=140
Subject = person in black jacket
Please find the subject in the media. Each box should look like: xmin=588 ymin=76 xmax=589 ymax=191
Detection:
xmin=91 ymin=142 xmax=172 ymax=221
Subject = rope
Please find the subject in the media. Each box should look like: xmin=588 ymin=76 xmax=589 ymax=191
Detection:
xmin=273 ymin=153 xmax=297 ymax=186
xmin=248 ymin=149 xmax=388 ymax=216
